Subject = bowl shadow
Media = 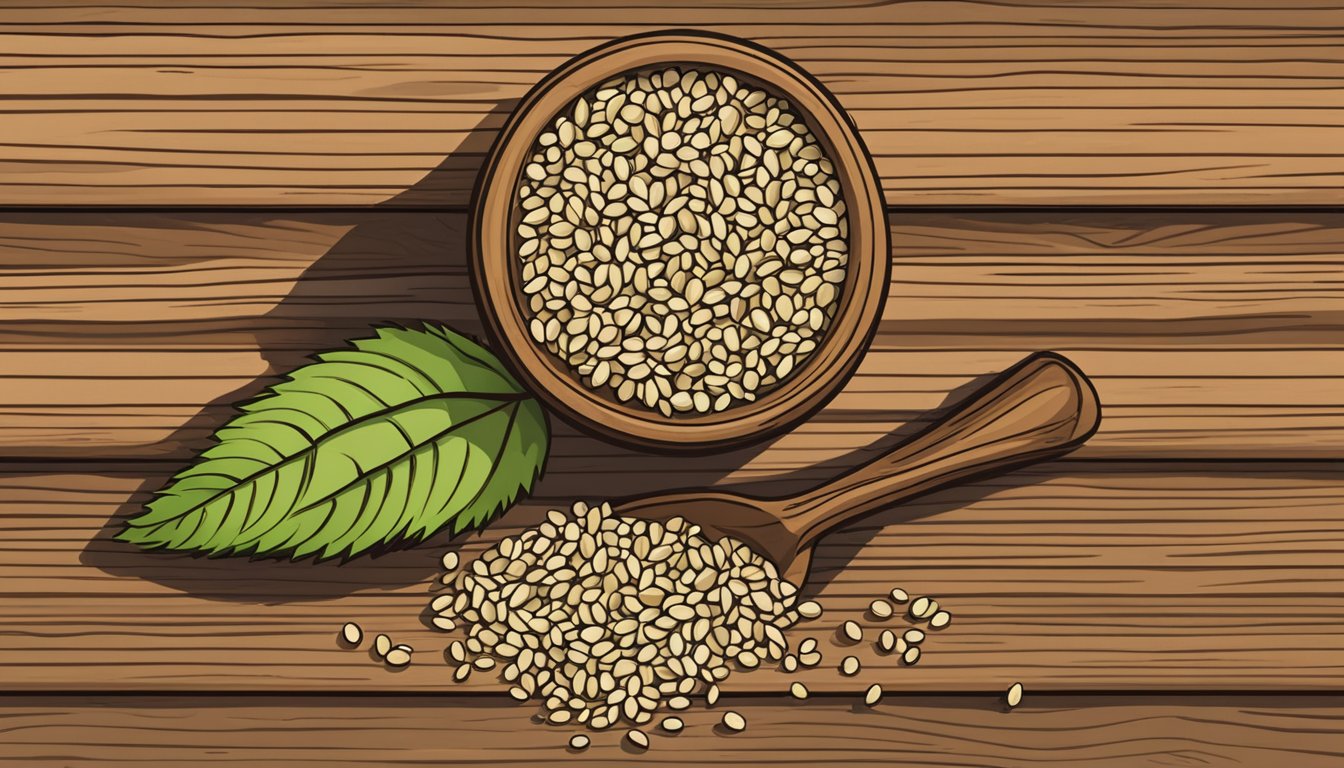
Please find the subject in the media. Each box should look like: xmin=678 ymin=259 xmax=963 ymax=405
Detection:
xmin=77 ymin=95 xmax=1036 ymax=605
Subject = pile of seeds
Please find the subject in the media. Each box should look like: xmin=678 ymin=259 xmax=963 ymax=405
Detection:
xmin=340 ymin=505 xmax=1018 ymax=751
xmin=516 ymin=65 xmax=850 ymax=416
xmin=429 ymin=501 xmax=810 ymax=729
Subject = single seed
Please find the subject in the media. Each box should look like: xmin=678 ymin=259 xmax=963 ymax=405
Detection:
xmin=864 ymin=684 xmax=882 ymax=707
xmin=929 ymin=610 xmax=952 ymax=629
xmin=627 ymin=729 xmax=650 ymax=749
xmin=569 ymin=734 xmax=591 ymax=750
xmin=889 ymin=588 xmax=909 ymax=603
xmin=841 ymin=621 xmax=863 ymax=643
xmin=441 ymin=551 xmax=459 ymax=571
xmin=374 ymin=634 xmax=392 ymax=658
xmin=384 ymin=647 xmax=412 ymax=667
xmin=877 ymin=629 xmax=895 ymax=653
xmin=1006 ymin=682 xmax=1024 ymax=708
xmin=340 ymin=622 xmax=362 ymax=645
xmin=789 ymin=682 xmax=809 ymax=699
xmin=797 ymin=601 xmax=822 ymax=619
xmin=902 ymin=646 xmax=922 ymax=666
xmin=721 ymin=711 xmax=746 ymax=732
xmin=869 ymin=600 xmax=892 ymax=619
xmin=841 ymin=656 xmax=860 ymax=676
xmin=707 ymin=684 xmax=721 ymax=706
xmin=910 ymin=597 xmax=938 ymax=620
xmin=661 ymin=716 xmax=684 ymax=733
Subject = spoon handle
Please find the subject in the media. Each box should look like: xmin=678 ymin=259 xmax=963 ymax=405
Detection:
xmin=777 ymin=351 xmax=1101 ymax=553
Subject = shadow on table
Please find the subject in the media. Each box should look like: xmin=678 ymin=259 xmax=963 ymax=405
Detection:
xmin=78 ymin=99 xmax=1006 ymax=605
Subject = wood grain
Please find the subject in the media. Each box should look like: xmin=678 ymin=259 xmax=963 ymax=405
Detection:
xmin=2 ymin=462 xmax=1341 ymax=692
xmin=1 ymin=1 xmax=1343 ymax=206
xmin=0 ymin=210 xmax=1338 ymax=460
xmin=3 ymin=694 xmax=1343 ymax=767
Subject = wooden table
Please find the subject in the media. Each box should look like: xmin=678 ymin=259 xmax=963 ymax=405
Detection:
xmin=1 ymin=2 xmax=1341 ymax=765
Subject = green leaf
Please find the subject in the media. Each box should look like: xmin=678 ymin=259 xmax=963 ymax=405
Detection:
xmin=116 ymin=324 xmax=549 ymax=561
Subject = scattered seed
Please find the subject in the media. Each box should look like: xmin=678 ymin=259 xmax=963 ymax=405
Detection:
xmin=797 ymin=601 xmax=823 ymax=619
xmin=373 ymin=634 xmax=392 ymax=658
xmin=910 ymin=597 xmax=938 ymax=620
xmin=668 ymin=696 xmax=691 ymax=711
xmin=1007 ymin=682 xmax=1024 ymax=708
xmin=340 ymin=622 xmax=362 ymax=645
xmin=877 ymin=629 xmax=895 ymax=653
xmin=902 ymin=647 xmax=921 ymax=666
xmin=661 ymin=716 xmax=684 ymax=733
xmin=903 ymin=629 xmax=925 ymax=645
xmin=869 ymin=600 xmax=893 ymax=619
xmin=385 ymin=647 xmax=412 ymax=667
xmin=569 ymin=734 xmax=590 ymax=750
xmin=790 ymin=682 xmax=809 ymax=699
xmin=722 ymin=711 xmax=746 ymax=732
xmin=627 ymin=729 xmax=650 ymax=749
xmin=441 ymin=551 xmax=459 ymax=571
xmin=841 ymin=655 xmax=861 ymax=676
xmin=707 ymin=684 xmax=721 ymax=706
xmin=930 ymin=610 xmax=952 ymax=629
xmin=864 ymin=684 xmax=882 ymax=706
xmin=842 ymin=621 xmax=863 ymax=643
xmin=889 ymin=588 xmax=909 ymax=603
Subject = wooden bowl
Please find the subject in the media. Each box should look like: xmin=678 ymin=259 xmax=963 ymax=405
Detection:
xmin=470 ymin=30 xmax=887 ymax=453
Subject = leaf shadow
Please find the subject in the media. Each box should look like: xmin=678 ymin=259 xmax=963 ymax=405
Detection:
xmin=78 ymin=104 xmax=516 ymax=603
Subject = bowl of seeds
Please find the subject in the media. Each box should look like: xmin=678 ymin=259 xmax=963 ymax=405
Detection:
xmin=471 ymin=30 xmax=887 ymax=451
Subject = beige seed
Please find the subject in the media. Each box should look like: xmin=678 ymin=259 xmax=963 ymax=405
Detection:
xmin=841 ymin=620 xmax=862 ymax=643
xmin=789 ymin=682 xmax=809 ymax=700
xmin=384 ymin=647 xmax=412 ymax=667
xmin=797 ymin=600 xmax=822 ymax=619
xmin=721 ymin=711 xmax=746 ymax=732
xmin=864 ymin=684 xmax=882 ymax=707
xmin=877 ymin=629 xmax=895 ymax=653
xmin=869 ymin=600 xmax=892 ymax=619
xmin=930 ymin=610 xmax=952 ymax=629
xmin=910 ymin=596 xmax=938 ymax=620
xmin=904 ymin=629 xmax=925 ymax=645
xmin=569 ymin=734 xmax=590 ymax=750
xmin=441 ymin=551 xmax=459 ymax=571
xmin=661 ymin=716 xmax=684 ymax=733
xmin=668 ymin=695 xmax=691 ymax=710
xmin=373 ymin=633 xmax=392 ymax=658
xmin=706 ymin=683 xmax=721 ymax=706
xmin=902 ymin=646 xmax=921 ymax=666
xmin=340 ymin=622 xmax=362 ymax=645
xmin=1006 ymin=682 xmax=1024 ymax=708
xmin=840 ymin=655 xmax=860 ymax=676
xmin=889 ymin=588 xmax=909 ymax=603
xmin=626 ymin=729 xmax=650 ymax=749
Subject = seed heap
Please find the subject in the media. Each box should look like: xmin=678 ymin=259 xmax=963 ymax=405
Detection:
xmin=429 ymin=501 xmax=808 ymax=729
xmin=516 ymin=66 xmax=850 ymax=416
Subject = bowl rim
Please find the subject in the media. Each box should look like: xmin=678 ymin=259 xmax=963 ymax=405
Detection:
xmin=470 ymin=29 xmax=888 ymax=453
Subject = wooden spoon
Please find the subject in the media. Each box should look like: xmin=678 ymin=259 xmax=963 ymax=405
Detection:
xmin=615 ymin=351 xmax=1101 ymax=585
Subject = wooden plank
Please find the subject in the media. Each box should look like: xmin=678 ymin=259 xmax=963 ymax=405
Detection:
xmin=2 ymin=694 xmax=1343 ymax=767
xmin=1 ymin=1 xmax=1343 ymax=206
xmin=0 ymin=211 xmax=1339 ymax=459
xmin=1 ymin=462 xmax=1341 ymax=692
